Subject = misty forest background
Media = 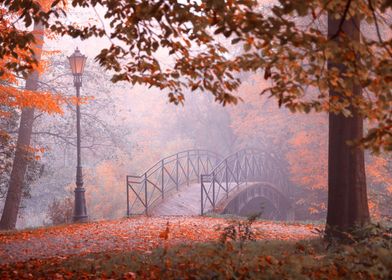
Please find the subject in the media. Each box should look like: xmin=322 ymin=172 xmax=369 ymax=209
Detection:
xmin=0 ymin=1 xmax=391 ymax=229
xmin=1 ymin=54 xmax=391 ymax=229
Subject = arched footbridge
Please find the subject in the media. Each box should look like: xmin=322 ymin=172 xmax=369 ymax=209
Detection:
xmin=126 ymin=149 xmax=294 ymax=220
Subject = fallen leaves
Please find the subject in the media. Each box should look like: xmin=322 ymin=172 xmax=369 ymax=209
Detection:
xmin=0 ymin=216 xmax=319 ymax=265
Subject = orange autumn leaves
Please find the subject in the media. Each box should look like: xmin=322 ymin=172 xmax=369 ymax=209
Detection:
xmin=230 ymin=74 xmax=391 ymax=219
xmin=0 ymin=85 xmax=63 ymax=114
xmin=367 ymin=156 xmax=392 ymax=191
xmin=0 ymin=1 xmax=68 ymax=120
xmin=230 ymin=75 xmax=327 ymax=217
xmin=0 ymin=217 xmax=318 ymax=265
xmin=83 ymin=154 xmax=131 ymax=220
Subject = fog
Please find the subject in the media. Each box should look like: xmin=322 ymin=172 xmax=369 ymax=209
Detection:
xmin=1 ymin=4 xmax=391 ymax=229
xmin=6 ymin=53 xmax=389 ymax=228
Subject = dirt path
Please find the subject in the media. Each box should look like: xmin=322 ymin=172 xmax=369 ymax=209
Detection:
xmin=0 ymin=216 xmax=319 ymax=264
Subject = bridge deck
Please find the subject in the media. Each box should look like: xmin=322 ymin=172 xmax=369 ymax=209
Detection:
xmin=150 ymin=183 xmax=201 ymax=216
xmin=127 ymin=149 xmax=290 ymax=217
xmin=150 ymin=182 xmax=253 ymax=216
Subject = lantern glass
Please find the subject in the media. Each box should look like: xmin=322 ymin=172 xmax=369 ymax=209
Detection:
xmin=68 ymin=47 xmax=86 ymax=75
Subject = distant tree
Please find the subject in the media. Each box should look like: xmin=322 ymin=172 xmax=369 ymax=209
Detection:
xmin=0 ymin=106 xmax=18 ymax=199
xmin=29 ymin=57 xmax=133 ymax=223
xmin=0 ymin=20 xmax=46 ymax=230
xmin=0 ymin=1 xmax=63 ymax=230
xmin=174 ymin=93 xmax=236 ymax=155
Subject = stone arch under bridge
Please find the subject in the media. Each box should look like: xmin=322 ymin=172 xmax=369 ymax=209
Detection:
xmin=217 ymin=182 xmax=294 ymax=220
xmin=126 ymin=149 xmax=293 ymax=220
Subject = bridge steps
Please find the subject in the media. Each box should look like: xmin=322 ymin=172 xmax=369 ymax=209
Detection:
xmin=150 ymin=183 xmax=201 ymax=216
xmin=150 ymin=182 xmax=243 ymax=216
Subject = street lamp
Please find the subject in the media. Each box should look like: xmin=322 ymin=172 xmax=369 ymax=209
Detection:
xmin=68 ymin=47 xmax=88 ymax=222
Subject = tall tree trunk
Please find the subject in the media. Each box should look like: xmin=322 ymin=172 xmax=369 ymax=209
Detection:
xmin=326 ymin=13 xmax=370 ymax=237
xmin=0 ymin=22 xmax=44 ymax=230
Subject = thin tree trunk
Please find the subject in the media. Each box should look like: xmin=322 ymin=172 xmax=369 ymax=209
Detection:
xmin=326 ymin=13 xmax=370 ymax=238
xmin=0 ymin=22 xmax=44 ymax=230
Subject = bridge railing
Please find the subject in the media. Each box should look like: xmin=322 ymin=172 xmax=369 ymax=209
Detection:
xmin=200 ymin=148 xmax=289 ymax=215
xmin=127 ymin=149 xmax=221 ymax=215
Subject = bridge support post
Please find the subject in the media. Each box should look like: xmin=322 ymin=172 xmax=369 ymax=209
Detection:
xmin=176 ymin=154 xmax=179 ymax=191
xmin=244 ymin=156 xmax=248 ymax=187
xmin=161 ymin=160 xmax=164 ymax=199
xmin=187 ymin=151 xmax=190 ymax=186
xmin=126 ymin=177 xmax=130 ymax=216
xmin=225 ymin=159 xmax=229 ymax=198
xmin=201 ymin=179 xmax=204 ymax=215
xmin=236 ymin=153 xmax=240 ymax=187
xmin=212 ymin=171 xmax=216 ymax=210
xmin=197 ymin=150 xmax=200 ymax=183
xmin=144 ymin=173 xmax=148 ymax=215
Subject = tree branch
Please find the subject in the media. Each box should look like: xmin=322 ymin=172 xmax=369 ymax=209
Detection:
xmin=330 ymin=0 xmax=352 ymax=40
xmin=367 ymin=0 xmax=392 ymax=57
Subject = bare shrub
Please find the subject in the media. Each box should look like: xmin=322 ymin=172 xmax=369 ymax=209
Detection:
xmin=46 ymin=197 xmax=73 ymax=225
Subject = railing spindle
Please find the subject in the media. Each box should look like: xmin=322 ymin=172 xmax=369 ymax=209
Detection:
xmin=212 ymin=171 xmax=216 ymax=210
xmin=161 ymin=159 xmax=164 ymax=199
xmin=187 ymin=151 xmax=190 ymax=186
xmin=126 ymin=177 xmax=130 ymax=216
xmin=197 ymin=150 xmax=200 ymax=183
xmin=201 ymin=177 xmax=204 ymax=215
xmin=176 ymin=154 xmax=179 ymax=191
xmin=225 ymin=159 xmax=229 ymax=198
xmin=144 ymin=173 xmax=148 ymax=215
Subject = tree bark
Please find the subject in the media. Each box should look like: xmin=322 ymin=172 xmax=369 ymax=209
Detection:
xmin=0 ymin=22 xmax=44 ymax=230
xmin=326 ymin=13 xmax=370 ymax=237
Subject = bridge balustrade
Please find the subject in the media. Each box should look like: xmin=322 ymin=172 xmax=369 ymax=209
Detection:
xmin=126 ymin=150 xmax=221 ymax=215
xmin=200 ymin=149 xmax=290 ymax=215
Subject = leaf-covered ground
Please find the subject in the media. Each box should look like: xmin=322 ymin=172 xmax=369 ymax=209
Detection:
xmin=1 ymin=217 xmax=391 ymax=279
xmin=0 ymin=216 xmax=317 ymax=265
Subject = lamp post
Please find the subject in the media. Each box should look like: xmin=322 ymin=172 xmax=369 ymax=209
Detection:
xmin=68 ymin=47 xmax=88 ymax=222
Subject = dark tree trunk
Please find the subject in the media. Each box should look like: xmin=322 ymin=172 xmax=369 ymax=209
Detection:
xmin=0 ymin=22 xmax=44 ymax=230
xmin=326 ymin=14 xmax=370 ymax=237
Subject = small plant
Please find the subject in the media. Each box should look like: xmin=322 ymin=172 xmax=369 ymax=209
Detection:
xmin=45 ymin=196 xmax=73 ymax=225
xmin=219 ymin=212 xmax=261 ymax=245
xmin=321 ymin=223 xmax=392 ymax=254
